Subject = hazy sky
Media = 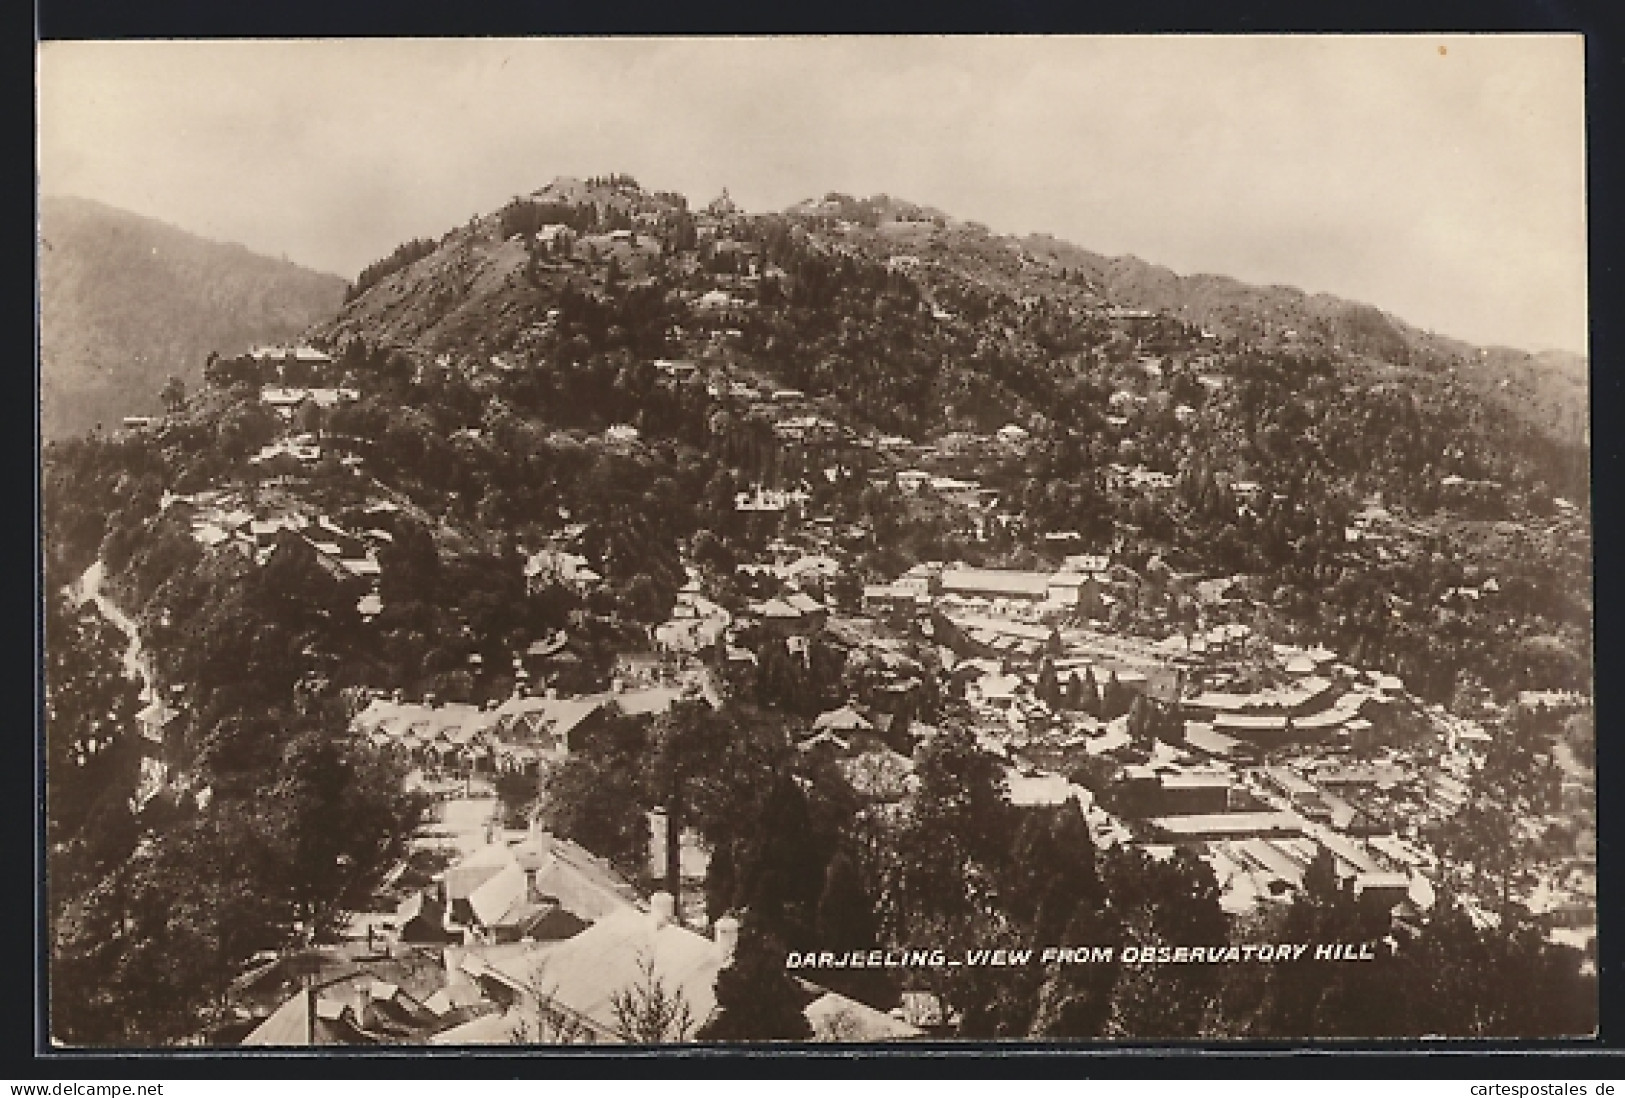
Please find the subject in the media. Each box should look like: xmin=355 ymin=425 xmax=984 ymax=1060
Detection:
xmin=38 ymin=35 xmax=1587 ymax=355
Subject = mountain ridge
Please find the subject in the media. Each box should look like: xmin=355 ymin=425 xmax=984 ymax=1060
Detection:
xmin=39 ymin=194 xmax=348 ymax=440
xmin=309 ymin=176 xmax=1585 ymax=447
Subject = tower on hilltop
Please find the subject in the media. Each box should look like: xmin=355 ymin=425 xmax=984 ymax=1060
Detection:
xmin=708 ymin=188 xmax=738 ymax=217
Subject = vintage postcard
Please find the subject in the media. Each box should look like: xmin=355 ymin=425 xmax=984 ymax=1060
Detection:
xmin=37 ymin=35 xmax=1593 ymax=1048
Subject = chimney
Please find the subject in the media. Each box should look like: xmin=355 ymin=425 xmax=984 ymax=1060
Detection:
xmin=444 ymin=945 xmax=469 ymax=987
xmin=650 ymin=891 xmax=675 ymax=929
xmin=713 ymin=915 xmax=740 ymax=964
xmin=441 ymin=887 xmax=460 ymax=937
xmin=647 ymin=809 xmax=668 ymax=878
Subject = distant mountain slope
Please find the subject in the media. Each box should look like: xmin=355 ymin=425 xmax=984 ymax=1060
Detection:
xmin=38 ymin=196 xmax=348 ymax=439
xmin=1017 ymin=232 xmax=1588 ymax=445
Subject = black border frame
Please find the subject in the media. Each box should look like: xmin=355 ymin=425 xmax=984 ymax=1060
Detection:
xmin=25 ymin=0 xmax=1625 ymax=1078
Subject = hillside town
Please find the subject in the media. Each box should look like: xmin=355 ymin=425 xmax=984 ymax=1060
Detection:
xmin=44 ymin=174 xmax=1595 ymax=1047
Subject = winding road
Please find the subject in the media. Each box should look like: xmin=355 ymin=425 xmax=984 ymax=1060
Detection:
xmin=73 ymin=560 xmax=155 ymax=704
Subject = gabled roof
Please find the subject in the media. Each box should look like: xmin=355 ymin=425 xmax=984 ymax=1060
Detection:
xmin=468 ymin=861 xmax=530 ymax=927
xmin=1005 ymin=769 xmax=1090 ymax=808
xmin=501 ymin=695 xmax=606 ymax=745
xmin=945 ymin=613 xmax=1052 ymax=643
xmin=1182 ymin=722 xmax=1242 ymax=758
xmin=241 ymin=989 xmax=321 ymax=1046
xmin=445 ymin=843 xmax=515 ymax=901
xmin=1214 ymin=713 xmax=1290 ymax=731
xmin=1292 ymin=708 xmax=1348 ymax=731
xmin=785 ymin=592 xmax=825 ymax=614
xmin=804 ymin=991 xmax=921 ymax=1041
xmin=423 ymin=982 xmax=487 ymax=1016
xmin=240 ymin=989 xmax=378 ymax=1047
xmin=519 ymin=835 xmax=642 ymax=924
xmin=136 ymin=700 xmax=180 ymax=728
xmin=975 ymin=674 xmax=1025 ymax=700
xmin=797 ymin=729 xmax=852 ymax=754
xmin=396 ymin=890 xmax=429 ymax=924
xmin=813 ymin=705 xmax=872 ymax=733
xmin=939 ymin=567 xmax=1052 ymax=599
xmin=531 ymin=907 xmax=728 ymax=1038
xmin=1150 ymin=812 xmax=1303 ymax=838
xmin=607 ymin=685 xmax=688 ymax=717
xmin=428 ymin=1008 xmax=520 ymax=1045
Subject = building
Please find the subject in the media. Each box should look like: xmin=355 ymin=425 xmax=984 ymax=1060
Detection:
xmin=523 ymin=549 xmax=601 ymax=595
xmin=239 ymin=954 xmax=482 ymax=1046
xmin=937 ymin=612 xmax=1058 ymax=663
xmin=1262 ymin=766 xmax=1330 ymax=819
xmin=440 ymin=826 xmax=642 ymax=944
xmin=1110 ymin=765 xmax=1232 ymax=818
xmin=895 ymin=469 xmax=932 ymax=494
xmin=938 ymin=566 xmax=1095 ymax=609
xmin=135 ymin=699 xmax=182 ymax=753
xmin=249 ymin=344 xmax=335 ymax=372
xmin=1180 ymin=721 xmax=1259 ymax=763
xmin=1212 ymin=712 xmax=1292 ymax=746
xmin=862 ymin=582 xmax=929 ymax=620
xmin=1154 ymin=771 xmax=1234 ymax=815
xmin=1148 ymin=812 xmax=1305 ymax=843
xmin=783 ymin=591 xmax=828 ymax=627
xmin=515 ymin=895 xmax=922 ymax=1043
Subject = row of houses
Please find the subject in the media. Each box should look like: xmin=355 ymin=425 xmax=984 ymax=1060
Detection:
xmin=1203 ymin=833 xmax=1415 ymax=916
xmin=248 ymin=344 xmax=335 ymax=369
xmin=735 ymin=484 xmax=812 ymax=513
xmin=351 ymin=682 xmax=704 ymax=777
xmin=653 ymin=575 xmax=733 ymax=655
xmin=892 ymin=469 xmax=1000 ymax=511
xmin=171 ymin=492 xmax=390 ymax=614
xmin=261 ymin=386 xmax=360 ymax=417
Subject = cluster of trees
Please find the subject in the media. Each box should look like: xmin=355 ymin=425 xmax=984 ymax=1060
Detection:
xmin=44 ymin=545 xmax=428 ymax=1045
xmin=749 ymin=634 xmax=849 ymax=718
xmin=535 ymin=697 xmax=889 ymax=1027
xmin=202 ymin=349 xmax=333 ymax=390
xmin=346 ymin=237 xmax=439 ymax=303
xmin=52 ymin=714 xmax=427 ymax=1045
xmin=45 ymin=591 xmax=143 ymax=913
xmin=496 ymin=197 xmax=603 ymax=241
xmin=1032 ymin=658 xmax=1138 ymax=721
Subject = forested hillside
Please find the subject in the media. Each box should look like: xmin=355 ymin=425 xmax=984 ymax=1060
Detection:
xmin=39 ymin=196 xmax=347 ymax=439
xmin=42 ymin=175 xmax=1593 ymax=1045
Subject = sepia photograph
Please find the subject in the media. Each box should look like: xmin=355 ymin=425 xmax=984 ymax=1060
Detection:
xmin=36 ymin=35 xmax=1594 ymax=1049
